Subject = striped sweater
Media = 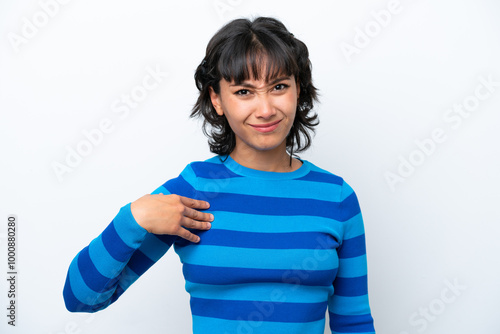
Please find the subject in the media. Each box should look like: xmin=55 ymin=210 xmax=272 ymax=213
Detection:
xmin=63 ymin=154 xmax=375 ymax=333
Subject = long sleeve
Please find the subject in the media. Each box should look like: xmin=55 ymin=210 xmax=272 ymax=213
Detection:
xmin=328 ymin=180 xmax=375 ymax=333
xmin=63 ymin=155 xmax=377 ymax=333
xmin=62 ymin=171 xmax=190 ymax=312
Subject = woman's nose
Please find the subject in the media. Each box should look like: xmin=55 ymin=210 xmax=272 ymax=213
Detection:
xmin=254 ymin=96 xmax=276 ymax=119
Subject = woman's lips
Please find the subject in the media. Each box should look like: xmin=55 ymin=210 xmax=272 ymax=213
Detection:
xmin=249 ymin=119 xmax=282 ymax=133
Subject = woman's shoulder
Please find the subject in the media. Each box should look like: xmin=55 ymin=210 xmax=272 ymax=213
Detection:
xmin=182 ymin=155 xmax=238 ymax=179
xmin=301 ymin=159 xmax=346 ymax=186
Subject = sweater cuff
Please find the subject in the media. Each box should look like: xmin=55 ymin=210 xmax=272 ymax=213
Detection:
xmin=113 ymin=202 xmax=148 ymax=249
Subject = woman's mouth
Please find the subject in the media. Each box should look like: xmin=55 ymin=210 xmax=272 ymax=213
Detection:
xmin=249 ymin=119 xmax=282 ymax=133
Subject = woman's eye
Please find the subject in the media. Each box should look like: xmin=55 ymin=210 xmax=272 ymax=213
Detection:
xmin=235 ymin=89 xmax=250 ymax=96
xmin=274 ymin=83 xmax=289 ymax=91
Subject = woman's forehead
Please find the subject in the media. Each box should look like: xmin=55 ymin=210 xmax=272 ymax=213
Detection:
xmin=220 ymin=53 xmax=295 ymax=84
xmin=225 ymin=73 xmax=295 ymax=86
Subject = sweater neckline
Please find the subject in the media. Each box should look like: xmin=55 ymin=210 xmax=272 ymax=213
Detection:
xmin=219 ymin=154 xmax=311 ymax=180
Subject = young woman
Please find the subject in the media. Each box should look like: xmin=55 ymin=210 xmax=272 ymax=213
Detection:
xmin=63 ymin=16 xmax=376 ymax=334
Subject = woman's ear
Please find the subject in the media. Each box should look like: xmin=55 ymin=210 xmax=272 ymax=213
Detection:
xmin=208 ymin=86 xmax=223 ymax=116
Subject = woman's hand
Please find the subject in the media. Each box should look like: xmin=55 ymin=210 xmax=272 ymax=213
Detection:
xmin=130 ymin=193 xmax=213 ymax=243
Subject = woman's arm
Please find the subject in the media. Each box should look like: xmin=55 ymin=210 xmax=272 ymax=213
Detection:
xmin=63 ymin=201 xmax=159 ymax=312
xmin=328 ymin=180 xmax=376 ymax=333
xmin=63 ymin=165 xmax=213 ymax=313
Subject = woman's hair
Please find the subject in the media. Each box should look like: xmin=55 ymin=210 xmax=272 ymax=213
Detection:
xmin=190 ymin=16 xmax=319 ymax=161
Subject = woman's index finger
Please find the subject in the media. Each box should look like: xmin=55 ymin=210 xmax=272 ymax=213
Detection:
xmin=179 ymin=195 xmax=210 ymax=209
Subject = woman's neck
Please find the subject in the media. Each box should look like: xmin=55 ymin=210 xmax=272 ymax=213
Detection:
xmin=229 ymin=143 xmax=302 ymax=173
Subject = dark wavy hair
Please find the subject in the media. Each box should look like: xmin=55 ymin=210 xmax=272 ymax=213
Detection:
xmin=190 ymin=16 xmax=319 ymax=164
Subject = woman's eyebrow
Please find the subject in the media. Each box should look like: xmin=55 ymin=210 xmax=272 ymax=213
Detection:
xmin=230 ymin=76 xmax=292 ymax=88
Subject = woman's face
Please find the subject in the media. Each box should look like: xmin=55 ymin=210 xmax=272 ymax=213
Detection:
xmin=209 ymin=71 xmax=300 ymax=156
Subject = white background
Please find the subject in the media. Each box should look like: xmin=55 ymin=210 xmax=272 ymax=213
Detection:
xmin=1 ymin=0 xmax=499 ymax=333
